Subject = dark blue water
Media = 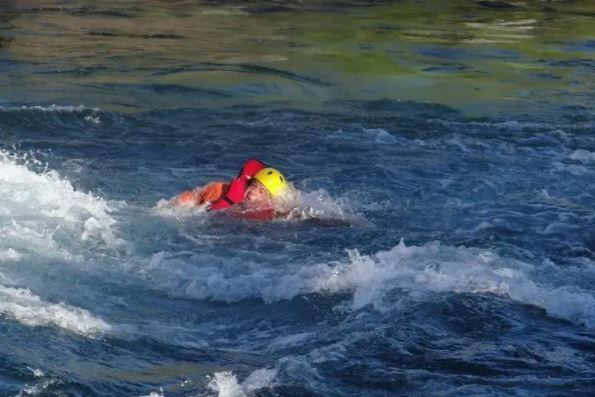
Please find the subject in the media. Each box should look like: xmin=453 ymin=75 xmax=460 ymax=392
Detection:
xmin=1 ymin=1 xmax=595 ymax=396
xmin=1 ymin=101 xmax=593 ymax=397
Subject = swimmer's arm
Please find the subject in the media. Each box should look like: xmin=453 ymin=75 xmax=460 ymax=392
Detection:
xmin=171 ymin=188 xmax=201 ymax=206
xmin=171 ymin=182 xmax=229 ymax=207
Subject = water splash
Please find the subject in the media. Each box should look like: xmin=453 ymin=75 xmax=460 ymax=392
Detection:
xmin=0 ymin=149 xmax=123 ymax=260
xmin=207 ymin=368 xmax=277 ymax=397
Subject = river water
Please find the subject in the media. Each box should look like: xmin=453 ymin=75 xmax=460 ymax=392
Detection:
xmin=0 ymin=1 xmax=594 ymax=396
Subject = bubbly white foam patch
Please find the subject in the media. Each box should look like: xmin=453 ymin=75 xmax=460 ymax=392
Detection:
xmin=328 ymin=241 xmax=595 ymax=327
xmin=27 ymin=368 xmax=44 ymax=378
xmin=149 ymin=240 xmax=595 ymax=328
xmin=0 ymin=150 xmax=123 ymax=259
xmin=0 ymin=104 xmax=100 ymax=113
xmin=15 ymin=383 xmax=46 ymax=397
xmin=207 ymin=368 xmax=277 ymax=397
xmin=569 ymin=149 xmax=595 ymax=164
xmin=14 ymin=368 xmax=54 ymax=397
xmin=138 ymin=388 xmax=164 ymax=397
xmin=0 ymin=248 xmax=23 ymax=261
xmin=362 ymin=128 xmax=398 ymax=144
xmin=208 ymin=372 xmax=244 ymax=397
xmin=0 ymin=285 xmax=112 ymax=337
xmin=152 ymin=198 xmax=209 ymax=218
xmin=84 ymin=115 xmax=101 ymax=124
xmin=337 ymin=242 xmax=594 ymax=323
xmin=277 ymin=187 xmax=358 ymax=223
xmin=0 ymin=220 xmax=75 ymax=261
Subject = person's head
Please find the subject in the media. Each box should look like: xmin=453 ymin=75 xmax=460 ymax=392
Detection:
xmin=244 ymin=179 xmax=271 ymax=203
xmin=244 ymin=167 xmax=287 ymax=204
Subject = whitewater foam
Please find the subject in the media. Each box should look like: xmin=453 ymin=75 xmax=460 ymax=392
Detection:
xmin=207 ymin=368 xmax=277 ymax=397
xmin=147 ymin=239 xmax=595 ymax=328
xmin=276 ymin=187 xmax=358 ymax=223
xmin=0 ymin=285 xmax=112 ymax=337
xmin=0 ymin=104 xmax=100 ymax=113
xmin=152 ymin=198 xmax=209 ymax=218
xmin=569 ymin=149 xmax=595 ymax=164
xmin=0 ymin=150 xmax=123 ymax=259
xmin=0 ymin=248 xmax=23 ymax=261
xmin=323 ymin=241 xmax=595 ymax=327
xmin=138 ymin=388 xmax=164 ymax=397
xmin=13 ymin=368 xmax=56 ymax=397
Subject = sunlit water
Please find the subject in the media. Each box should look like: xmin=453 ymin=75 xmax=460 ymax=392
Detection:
xmin=0 ymin=1 xmax=594 ymax=396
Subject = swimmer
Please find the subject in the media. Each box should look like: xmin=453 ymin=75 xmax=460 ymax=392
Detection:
xmin=171 ymin=159 xmax=288 ymax=220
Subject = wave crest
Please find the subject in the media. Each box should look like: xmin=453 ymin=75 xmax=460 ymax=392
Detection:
xmin=143 ymin=240 xmax=595 ymax=328
xmin=0 ymin=285 xmax=112 ymax=337
xmin=0 ymin=150 xmax=123 ymax=261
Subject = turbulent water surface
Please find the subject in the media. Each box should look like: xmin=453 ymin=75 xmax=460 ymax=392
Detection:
xmin=0 ymin=1 xmax=594 ymax=396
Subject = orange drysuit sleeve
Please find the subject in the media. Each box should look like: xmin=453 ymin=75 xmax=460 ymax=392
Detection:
xmin=174 ymin=182 xmax=229 ymax=206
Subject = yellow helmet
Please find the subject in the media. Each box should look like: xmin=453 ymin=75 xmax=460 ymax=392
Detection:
xmin=253 ymin=167 xmax=287 ymax=197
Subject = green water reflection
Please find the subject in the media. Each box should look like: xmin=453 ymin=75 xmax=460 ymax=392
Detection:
xmin=0 ymin=0 xmax=593 ymax=115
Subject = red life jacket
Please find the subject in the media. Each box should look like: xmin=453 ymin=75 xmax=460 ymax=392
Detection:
xmin=208 ymin=159 xmax=266 ymax=211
